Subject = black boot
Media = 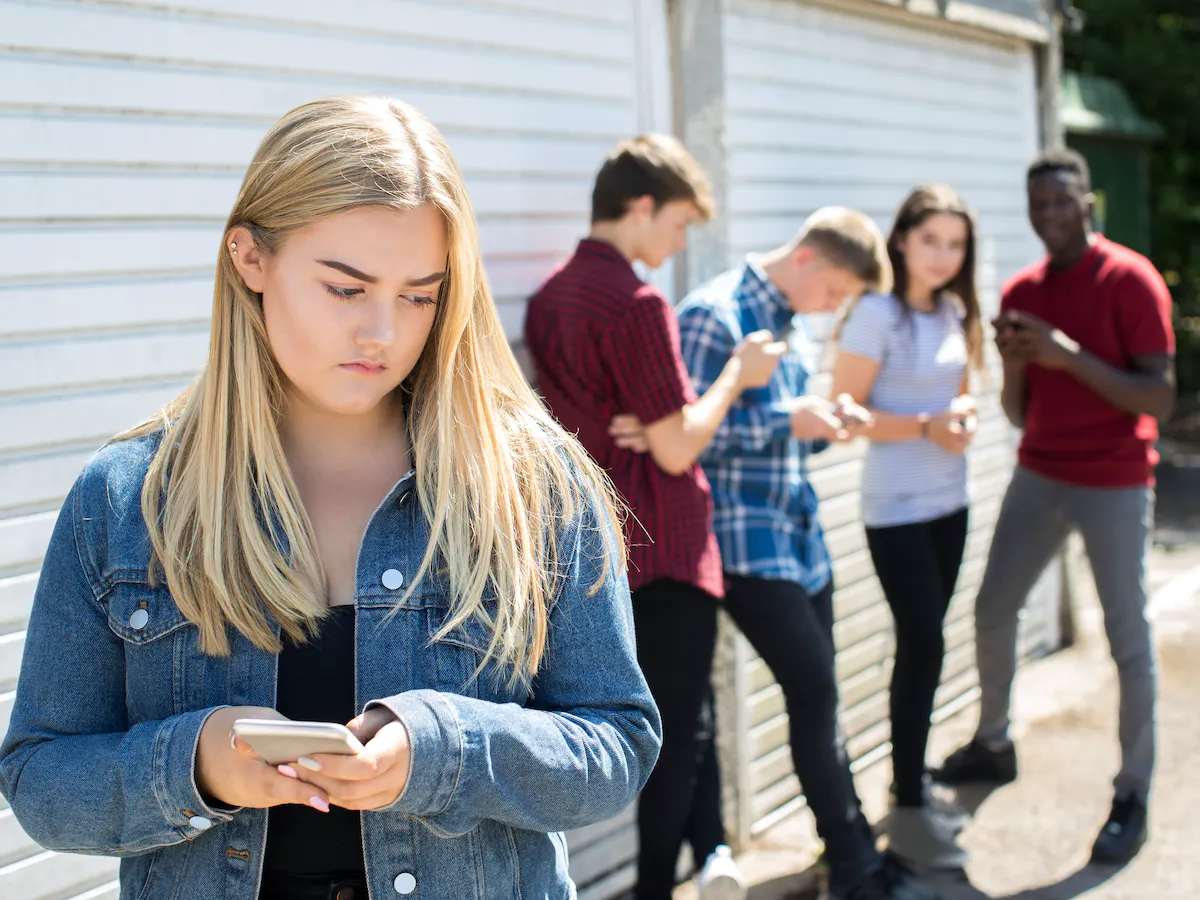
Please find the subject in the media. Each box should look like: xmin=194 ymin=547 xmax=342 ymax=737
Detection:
xmin=1090 ymin=793 xmax=1148 ymax=864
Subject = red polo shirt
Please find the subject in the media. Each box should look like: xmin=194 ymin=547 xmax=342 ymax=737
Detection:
xmin=1002 ymin=236 xmax=1175 ymax=487
xmin=525 ymin=239 xmax=724 ymax=598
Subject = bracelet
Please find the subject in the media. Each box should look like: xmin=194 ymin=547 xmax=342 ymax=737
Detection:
xmin=918 ymin=413 xmax=931 ymax=438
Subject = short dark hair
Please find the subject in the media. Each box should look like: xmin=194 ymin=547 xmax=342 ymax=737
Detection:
xmin=590 ymin=134 xmax=715 ymax=224
xmin=1027 ymin=148 xmax=1092 ymax=192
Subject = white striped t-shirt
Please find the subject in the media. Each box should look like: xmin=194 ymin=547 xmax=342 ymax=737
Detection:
xmin=837 ymin=292 xmax=969 ymax=528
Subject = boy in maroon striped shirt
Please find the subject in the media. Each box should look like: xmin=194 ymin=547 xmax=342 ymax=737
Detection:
xmin=525 ymin=135 xmax=783 ymax=900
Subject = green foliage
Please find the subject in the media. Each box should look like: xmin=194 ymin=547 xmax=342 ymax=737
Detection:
xmin=1066 ymin=2 xmax=1200 ymax=396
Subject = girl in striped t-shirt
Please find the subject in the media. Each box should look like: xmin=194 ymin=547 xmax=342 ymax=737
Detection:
xmin=830 ymin=184 xmax=984 ymax=871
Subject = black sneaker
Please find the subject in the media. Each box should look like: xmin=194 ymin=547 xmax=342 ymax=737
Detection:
xmin=1090 ymin=793 xmax=1148 ymax=864
xmin=829 ymin=854 xmax=943 ymax=900
xmin=929 ymin=739 xmax=1016 ymax=786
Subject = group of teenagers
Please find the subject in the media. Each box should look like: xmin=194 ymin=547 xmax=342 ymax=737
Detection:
xmin=0 ymin=94 xmax=1174 ymax=900
xmin=526 ymin=126 xmax=1174 ymax=899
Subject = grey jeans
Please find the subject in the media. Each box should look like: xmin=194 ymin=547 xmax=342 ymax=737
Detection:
xmin=975 ymin=466 xmax=1156 ymax=800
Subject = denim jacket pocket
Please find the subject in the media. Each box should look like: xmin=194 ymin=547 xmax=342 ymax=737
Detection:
xmin=104 ymin=578 xmax=192 ymax=722
xmin=106 ymin=578 xmax=190 ymax=645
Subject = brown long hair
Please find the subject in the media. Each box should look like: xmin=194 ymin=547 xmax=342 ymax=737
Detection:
xmin=888 ymin=183 xmax=984 ymax=369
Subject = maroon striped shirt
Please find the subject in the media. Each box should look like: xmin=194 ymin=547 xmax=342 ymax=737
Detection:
xmin=525 ymin=239 xmax=724 ymax=598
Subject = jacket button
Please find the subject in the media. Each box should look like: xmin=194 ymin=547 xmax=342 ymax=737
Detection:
xmin=381 ymin=569 xmax=404 ymax=591
xmin=188 ymin=815 xmax=212 ymax=830
xmin=129 ymin=609 xmax=149 ymax=630
xmin=393 ymin=872 xmax=416 ymax=894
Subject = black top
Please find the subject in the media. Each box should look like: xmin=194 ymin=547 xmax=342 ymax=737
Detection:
xmin=263 ymin=605 xmax=365 ymax=877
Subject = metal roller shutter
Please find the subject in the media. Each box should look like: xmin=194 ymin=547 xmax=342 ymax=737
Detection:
xmin=0 ymin=0 xmax=671 ymax=895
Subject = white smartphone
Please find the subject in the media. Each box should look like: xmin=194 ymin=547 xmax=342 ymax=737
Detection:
xmin=231 ymin=718 xmax=364 ymax=766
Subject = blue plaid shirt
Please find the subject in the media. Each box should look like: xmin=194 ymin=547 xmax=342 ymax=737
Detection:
xmin=676 ymin=258 xmax=832 ymax=595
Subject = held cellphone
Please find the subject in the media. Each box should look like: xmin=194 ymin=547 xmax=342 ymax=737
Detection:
xmin=991 ymin=313 xmax=1024 ymax=333
xmin=831 ymin=394 xmax=873 ymax=428
xmin=231 ymin=718 xmax=365 ymax=766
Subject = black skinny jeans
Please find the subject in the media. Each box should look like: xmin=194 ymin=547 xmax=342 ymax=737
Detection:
xmin=865 ymin=507 xmax=969 ymax=808
xmin=722 ymin=574 xmax=878 ymax=890
xmin=631 ymin=579 xmax=726 ymax=900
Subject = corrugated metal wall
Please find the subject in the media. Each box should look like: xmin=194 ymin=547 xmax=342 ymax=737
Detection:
xmin=0 ymin=1 xmax=669 ymax=896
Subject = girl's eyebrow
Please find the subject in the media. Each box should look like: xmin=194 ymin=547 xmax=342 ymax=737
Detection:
xmin=317 ymin=259 xmax=377 ymax=283
xmin=408 ymin=270 xmax=447 ymax=287
xmin=316 ymin=260 xmax=446 ymax=287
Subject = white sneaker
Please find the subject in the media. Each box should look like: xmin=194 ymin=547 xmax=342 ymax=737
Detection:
xmin=886 ymin=805 xmax=968 ymax=871
xmin=922 ymin=784 xmax=969 ymax=836
xmin=890 ymin=777 xmax=969 ymax=834
xmin=696 ymin=845 xmax=748 ymax=900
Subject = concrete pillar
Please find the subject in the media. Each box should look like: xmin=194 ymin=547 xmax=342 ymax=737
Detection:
xmin=1037 ymin=6 xmax=1065 ymax=150
xmin=669 ymin=0 xmax=752 ymax=846
xmin=669 ymin=0 xmax=733 ymax=296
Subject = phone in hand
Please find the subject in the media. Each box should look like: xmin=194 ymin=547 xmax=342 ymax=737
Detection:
xmin=991 ymin=313 xmax=1024 ymax=335
xmin=831 ymin=394 xmax=873 ymax=428
xmin=231 ymin=718 xmax=364 ymax=765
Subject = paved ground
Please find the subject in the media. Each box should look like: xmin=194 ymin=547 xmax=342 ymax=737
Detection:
xmin=676 ymin=542 xmax=1200 ymax=900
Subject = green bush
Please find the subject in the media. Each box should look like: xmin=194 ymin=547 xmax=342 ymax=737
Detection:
xmin=1066 ymin=3 xmax=1200 ymax=400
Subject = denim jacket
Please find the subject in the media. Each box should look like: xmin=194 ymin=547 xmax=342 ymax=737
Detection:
xmin=0 ymin=433 xmax=660 ymax=899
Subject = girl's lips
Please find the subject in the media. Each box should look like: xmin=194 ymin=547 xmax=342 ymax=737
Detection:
xmin=340 ymin=362 xmax=387 ymax=374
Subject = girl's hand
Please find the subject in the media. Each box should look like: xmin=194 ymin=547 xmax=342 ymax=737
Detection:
xmin=196 ymin=707 xmax=332 ymax=812
xmin=949 ymin=393 xmax=977 ymax=420
xmin=832 ymin=393 xmax=873 ymax=435
xmin=288 ymin=708 xmax=412 ymax=811
xmin=928 ymin=409 xmax=974 ymax=455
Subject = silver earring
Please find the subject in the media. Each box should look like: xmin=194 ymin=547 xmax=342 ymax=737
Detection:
xmin=230 ymin=242 xmax=238 ymax=255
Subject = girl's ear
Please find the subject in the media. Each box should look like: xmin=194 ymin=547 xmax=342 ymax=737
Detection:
xmin=227 ymin=226 xmax=269 ymax=293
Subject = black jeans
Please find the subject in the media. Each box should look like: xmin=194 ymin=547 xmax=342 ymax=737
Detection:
xmin=723 ymin=574 xmax=878 ymax=889
xmin=865 ymin=507 xmax=969 ymax=808
xmin=632 ymin=579 xmax=726 ymax=900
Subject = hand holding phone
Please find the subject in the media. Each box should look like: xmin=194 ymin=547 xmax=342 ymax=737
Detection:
xmin=832 ymin=393 xmax=873 ymax=429
xmin=276 ymin=707 xmax=414 ymax=812
xmin=195 ymin=707 xmax=333 ymax=812
xmin=991 ymin=311 xmax=1019 ymax=333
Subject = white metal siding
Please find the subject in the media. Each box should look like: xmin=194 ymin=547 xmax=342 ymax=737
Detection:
xmin=721 ymin=0 xmax=1055 ymax=836
xmin=0 ymin=1 xmax=668 ymax=896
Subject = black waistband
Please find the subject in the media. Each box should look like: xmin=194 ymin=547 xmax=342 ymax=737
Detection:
xmin=259 ymin=870 xmax=367 ymax=900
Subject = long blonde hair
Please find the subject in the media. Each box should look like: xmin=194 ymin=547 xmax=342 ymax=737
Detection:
xmin=118 ymin=95 xmax=624 ymax=680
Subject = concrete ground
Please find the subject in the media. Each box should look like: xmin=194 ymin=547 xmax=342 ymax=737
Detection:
xmin=676 ymin=543 xmax=1200 ymax=900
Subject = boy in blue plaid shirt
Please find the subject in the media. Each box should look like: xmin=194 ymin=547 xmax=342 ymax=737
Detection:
xmin=614 ymin=208 xmax=943 ymax=900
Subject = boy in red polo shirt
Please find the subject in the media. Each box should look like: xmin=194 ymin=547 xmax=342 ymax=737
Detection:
xmin=524 ymin=135 xmax=787 ymax=900
xmin=935 ymin=149 xmax=1175 ymax=865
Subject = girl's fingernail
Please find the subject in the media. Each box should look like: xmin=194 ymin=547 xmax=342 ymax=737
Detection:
xmin=310 ymin=796 xmax=330 ymax=813
xmin=298 ymin=757 xmax=322 ymax=772
xmin=277 ymin=765 xmax=298 ymax=779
